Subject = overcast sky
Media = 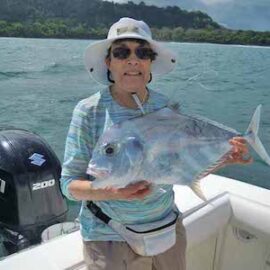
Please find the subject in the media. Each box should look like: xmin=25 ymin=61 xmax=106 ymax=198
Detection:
xmin=105 ymin=0 xmax=270 ymax=31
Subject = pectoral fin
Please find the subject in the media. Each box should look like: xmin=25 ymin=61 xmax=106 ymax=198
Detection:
xmin=190 ymin=180 xmax=207 ymax=202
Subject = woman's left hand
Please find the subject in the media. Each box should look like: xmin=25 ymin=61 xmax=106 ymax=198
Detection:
xmin=225 ymin=137 xmax=253 ymax=165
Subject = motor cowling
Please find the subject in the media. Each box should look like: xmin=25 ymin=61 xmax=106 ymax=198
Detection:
xmin=0 ymin=127 xmax=68 ymax=254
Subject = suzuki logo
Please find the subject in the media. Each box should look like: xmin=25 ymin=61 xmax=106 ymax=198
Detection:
xmin=29 ymin=153 xmax=46 ymax=166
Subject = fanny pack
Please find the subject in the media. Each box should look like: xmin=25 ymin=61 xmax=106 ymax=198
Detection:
xmin=87 ymin=201 xmax=179 ymax=256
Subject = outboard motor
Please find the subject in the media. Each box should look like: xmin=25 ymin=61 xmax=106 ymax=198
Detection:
xmin=0 ymin=127 xmax=68 ymax=255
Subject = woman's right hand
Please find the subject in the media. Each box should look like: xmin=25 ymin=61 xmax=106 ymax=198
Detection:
xmin=68 ymin=179 xmax=151 ymax=201
xmin=102 ymin=180 xmax=152 ymax=201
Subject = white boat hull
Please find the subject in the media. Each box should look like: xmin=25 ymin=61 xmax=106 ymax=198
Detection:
xmin=1 ymin=174 xmax=270 ymax=270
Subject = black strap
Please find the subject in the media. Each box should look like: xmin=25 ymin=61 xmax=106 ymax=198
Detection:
xmin=87 ymin=201 xmax=179 ymax=234
xmin=86 ymin=201 xmax=111 ymax=224
xmin=126 ymin=211 xmax=179 ymax=234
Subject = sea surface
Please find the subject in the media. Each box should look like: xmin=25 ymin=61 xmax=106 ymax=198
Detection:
xmin=0 ymin=37 xmax=270 ymax=256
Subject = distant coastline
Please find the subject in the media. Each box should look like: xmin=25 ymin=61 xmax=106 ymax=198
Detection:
xmin=0 ymin=0 xmax=269 ymax=47
xmin=0 ymin=20 xmax=269 ymax=46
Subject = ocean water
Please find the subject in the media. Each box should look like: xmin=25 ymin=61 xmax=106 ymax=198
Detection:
xmin=1 ymin=38 xmax=269 ymax=188
xmin=0 ymin=37 xmax=270 ymax=257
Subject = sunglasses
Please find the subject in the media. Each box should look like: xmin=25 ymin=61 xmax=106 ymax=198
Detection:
xmin=111 ymin=47 xmax=157 ymax=60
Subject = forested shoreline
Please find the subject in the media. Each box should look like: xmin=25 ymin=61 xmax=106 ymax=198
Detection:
xmin=0 ymin=0 xmax=269 ymax=46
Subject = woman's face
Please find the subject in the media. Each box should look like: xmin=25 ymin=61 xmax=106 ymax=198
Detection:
xmin=105 ymin=40 xmax=153 ymax=93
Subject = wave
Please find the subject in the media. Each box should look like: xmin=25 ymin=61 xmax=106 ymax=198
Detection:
xmin=58 ymin=95 xmax=87 ymax=104
xmin=232 ymin=44 xmax=270 ymax=50
xmin=43 ymin=61 xmax=84 ymax=74
xmin=0 ymin=62 xmax=84 ymax=81
xmin=0 ymin=71 xmax=29 ymax=79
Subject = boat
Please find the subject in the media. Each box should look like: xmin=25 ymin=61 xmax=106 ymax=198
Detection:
xmin=0 ymin=130 xmax=270 ymax=270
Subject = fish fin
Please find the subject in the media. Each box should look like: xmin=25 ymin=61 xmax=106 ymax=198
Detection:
xmin=193 ymin=152 xmax=230 ymax=184
xmin=190 ymin=180 xmax=208 ymax=202
xmin=103 ymin=109 xmax=114 ymax=132
xmin=244 ymin=105 xmax=270 ymax=166
xmin=186 ymin=113 xmax=239 ymax=134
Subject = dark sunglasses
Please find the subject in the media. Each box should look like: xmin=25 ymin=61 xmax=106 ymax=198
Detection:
xmin=111 ymin=47 xmax=157 ymax=60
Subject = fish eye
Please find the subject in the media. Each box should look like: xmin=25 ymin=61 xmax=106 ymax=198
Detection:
xmin=103 ymin=143 xmax=119 ymax=156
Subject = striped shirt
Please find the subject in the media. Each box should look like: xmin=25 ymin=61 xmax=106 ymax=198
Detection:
xmin=60 ymin=87 xmax=178 ymax=241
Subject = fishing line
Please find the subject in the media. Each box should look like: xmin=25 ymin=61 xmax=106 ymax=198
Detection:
xmin=131 ymin=93 xmax=146 ymax=115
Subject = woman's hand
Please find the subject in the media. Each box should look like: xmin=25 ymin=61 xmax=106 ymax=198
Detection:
xmin=104 ymin=180 xmax=152 ymax=201
xmin=68 ymin=179 xmax=151 ymax=201
xmin=225 ymin=137 xmax=253 ymax=165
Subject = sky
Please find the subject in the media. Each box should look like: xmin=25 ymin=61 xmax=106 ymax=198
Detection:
xmin=105 ymin=0 xmax=270 ymax=31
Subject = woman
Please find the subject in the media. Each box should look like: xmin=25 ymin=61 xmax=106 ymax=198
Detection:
xmin=60 ymin=17 xmax=251 ymax=270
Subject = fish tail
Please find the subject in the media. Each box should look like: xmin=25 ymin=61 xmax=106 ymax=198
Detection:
xmin=190 ymin=180 xmax=208 ymax=202
xmin=244 ymin=105 xmax=270 ymax=166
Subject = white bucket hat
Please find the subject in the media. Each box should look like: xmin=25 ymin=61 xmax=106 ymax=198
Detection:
xmin=84 ymin=17 xmax=177 ymax=85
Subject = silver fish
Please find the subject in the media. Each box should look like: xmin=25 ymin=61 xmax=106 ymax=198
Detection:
xmin=87 ymin=105 xmax=270 ymax=200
